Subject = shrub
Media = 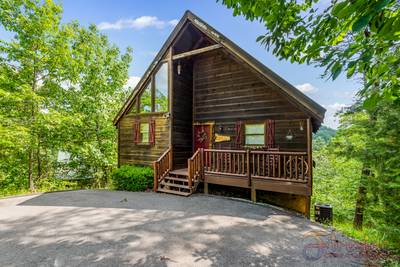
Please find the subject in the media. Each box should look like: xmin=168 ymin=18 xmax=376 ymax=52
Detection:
xmin=111 ymin=165 xmax=153 ymax=191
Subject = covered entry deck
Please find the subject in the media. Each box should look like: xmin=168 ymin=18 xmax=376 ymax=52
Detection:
xmin=154 ymin=148 xmax=312 ymax=197
xmin=203 ymin=148 xmax=311 ymax=196
xmin=153 ymin=119 xmax=313 ymax=217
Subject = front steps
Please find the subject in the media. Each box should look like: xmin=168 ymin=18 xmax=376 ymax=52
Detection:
xmin=157 ymin=169 xmax=192 ymax=196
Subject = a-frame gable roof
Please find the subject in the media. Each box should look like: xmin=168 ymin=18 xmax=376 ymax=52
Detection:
xmin=113 ymin=10 xmax=326 ymax=126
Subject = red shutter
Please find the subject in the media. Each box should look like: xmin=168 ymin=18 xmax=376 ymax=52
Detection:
xmin=133 ymin=120 xmax=140 ymax=145
xmin=149 ymin=119 xmax=155 ymax=146
xmin=235 ymin=121 xmax=243 ymax=148
xmin=266 ymin=119 xmax=275 ymax=148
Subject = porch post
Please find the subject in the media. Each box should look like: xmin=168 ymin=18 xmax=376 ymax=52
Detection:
xmin=247 ymin=149 xmax=256 ymax=202
xmin=168 ymin=47 xmax=174 ymax=169
xmin=247 ymin=149 xmax=251 ymax=187
xmin=251 ymin=186 xmax=256 ymax=202
xmin=169 ymin=147 xmax=173 ymax=171
xmin=153 ymin=161 xmax=158 ymax=192
xmin=200 ymin=148 xmax=204 ymax=180
xmin=117 ymin=122 xmax=120 ymax=168
xmin=306 ymin=118 xmax=313 ymax=218
xmin=187 ymin=159 xmax=193 ymax=189
xmin=202 ymin=148 xmax=208 ymax=194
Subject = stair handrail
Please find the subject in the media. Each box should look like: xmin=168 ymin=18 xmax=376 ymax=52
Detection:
xmin=187 ymin=148 xmax=203 ymax=189
xmin=153 ymin=147 xmax=172 ymax=191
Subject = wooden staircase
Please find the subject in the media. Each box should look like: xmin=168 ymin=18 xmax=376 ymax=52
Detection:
xmin=154 ymin=148 xmax=203 ymax=197
xmin=157 ymin=169 xmax=192 ymax=196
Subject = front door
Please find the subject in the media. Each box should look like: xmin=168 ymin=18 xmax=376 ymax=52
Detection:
xmin=193 ymin=124 xmax=213 ymax=151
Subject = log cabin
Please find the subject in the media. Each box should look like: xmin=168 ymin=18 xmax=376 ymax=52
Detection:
xmin=113 ymin=11 xmax=326 ymax=217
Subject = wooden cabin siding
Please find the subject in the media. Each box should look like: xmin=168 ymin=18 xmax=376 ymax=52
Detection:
xmin=118 ymin=114 xmax=170 ymax=166
xmin=193 ymin=51 xmax=308 ymax=151
xmin=172 ymin=62 xmax=194 ymax=168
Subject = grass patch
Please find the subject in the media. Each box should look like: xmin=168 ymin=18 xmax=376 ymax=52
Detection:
xmin=334 ymin=222 xmax=393 ymax=249
xmin=323 ymin=221 xmax=400 ymax=266
xmin=0 ymin=177 xmax=105 ymax=198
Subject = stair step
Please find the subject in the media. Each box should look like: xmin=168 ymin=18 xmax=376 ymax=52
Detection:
xmin=157 ymin=188 xmax=191 ymax=196
xmin=169 ymin=169 xmax=188 ymax=176
xmin=164 ymin=176 xmax=189 ymax=183
xmin=161 ymin=181 xmax=190 ymax=189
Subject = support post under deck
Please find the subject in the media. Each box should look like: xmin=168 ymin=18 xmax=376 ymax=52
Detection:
xmin=251 ymin=186 xmax=256 ymax=202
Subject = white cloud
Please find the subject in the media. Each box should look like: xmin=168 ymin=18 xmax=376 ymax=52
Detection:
xmin=295 ymin=83 xmax=319 ymax=94
xmin=124 ymin=76 xmax=141 ymax=90
xmin=98 ymin=16 xmax=178 ymax=30
xmin=168 ymin=19 xmax=179 ymax=26
xmin=323 ymin=102 xmax=348 ymax=129
xmin=334 ymin=90 xmax=357 ymax=100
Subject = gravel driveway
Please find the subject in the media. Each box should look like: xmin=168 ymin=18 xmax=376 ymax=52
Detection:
xmin=0 ymin=190 xmax=365 ymax=266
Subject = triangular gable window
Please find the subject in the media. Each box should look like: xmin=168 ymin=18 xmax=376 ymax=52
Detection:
xmin=155 ymin=63 xmax=168 ymax=112
xmin=139 ymin=83 xmax=152 ymax=113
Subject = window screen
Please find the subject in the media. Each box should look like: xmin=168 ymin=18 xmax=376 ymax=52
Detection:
xmin=140 ymin=122 xmax=150 ymax=143
xmin=245 ymin=123 xmax=265 ymax=146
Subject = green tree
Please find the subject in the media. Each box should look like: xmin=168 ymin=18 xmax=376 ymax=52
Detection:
xmin=219 ymin=0 xmax=400 ymax=108
xmin=0 ymin=0 xmax=77 ymax=190
xmin=331 ymin=109 xmax=374 ymax=229
xmin=0 ymin=0 xmax=132 ymax=192
xmin=331 ymin=102 xmax=400 ymax=245
xmin=312 ymin=138 xmax=361 ymax=223
xmin=313 ymin=125 xmax=336 ymax=143
xmin=61 ymin=24 xmax=132 ymax=185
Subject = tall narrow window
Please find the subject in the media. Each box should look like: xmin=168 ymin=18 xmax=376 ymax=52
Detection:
xmin=154 ymin=63 xmax=168 ymax=112
xmin=140 ymin=122 xmax=150 ymax=144
xmin=245 ymin=123 xmax=265 ymax=146
xmin=128 ymin=100 xmax=137 ymax=114
xmin=139 ymin=83 xmax=152 ymax=113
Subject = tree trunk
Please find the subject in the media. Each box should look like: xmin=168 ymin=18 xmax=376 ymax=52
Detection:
xmin=353 ymin=166 xmax=370 ymax=229
xmin=37 ymin=137 xmax=41 ymax=180
xmin=28 ymin=149 xmax=35 ymax=191
xmin=95 ymin=114 xmax=106 ymax=187
xmin=29 ymin=51 xmax=38 ymax=192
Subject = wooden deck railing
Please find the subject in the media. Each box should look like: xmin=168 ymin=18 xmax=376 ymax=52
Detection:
xmin=250 ymin=151 xmax=309 ymax=182
xmin=203 ymin=148 xmax=309 ymax=184
xmin=153 ymin=147 xmax=172 ymax=191
xmin=187 ymin=148 xmax=203 ymax=189
xmin=204 ymin=149 xmax=248 ymax=177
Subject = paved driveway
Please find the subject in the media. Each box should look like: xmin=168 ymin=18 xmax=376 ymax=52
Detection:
xmin=0 ymin=190 xmax=364 ymax=266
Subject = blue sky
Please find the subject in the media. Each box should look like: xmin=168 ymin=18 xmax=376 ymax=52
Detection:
xmin=4 ymin=0 xmax=361 ymax=128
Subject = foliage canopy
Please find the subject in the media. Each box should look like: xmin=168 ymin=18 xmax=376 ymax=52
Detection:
xmin=0 ymin=0 xmax=132 ymax=193
xmin=220 ymin=0 xmax=400 ymax=108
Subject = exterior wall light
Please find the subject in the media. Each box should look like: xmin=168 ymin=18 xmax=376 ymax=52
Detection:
xmin=177 ymin=62 xmax=182 ymax=75
xmin=286 ymin=129 xmax=294 ymax=141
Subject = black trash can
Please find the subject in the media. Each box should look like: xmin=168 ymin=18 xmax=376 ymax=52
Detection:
xmin=314 ymin=204 xmax=333 ymax=224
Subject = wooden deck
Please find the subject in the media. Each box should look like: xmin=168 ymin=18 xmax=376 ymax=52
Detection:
xmin=154 ymin=148 xmax=312 ymax=197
